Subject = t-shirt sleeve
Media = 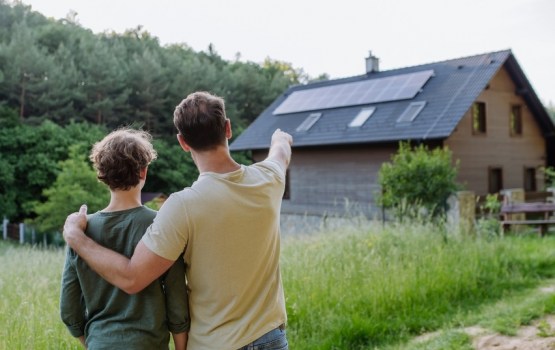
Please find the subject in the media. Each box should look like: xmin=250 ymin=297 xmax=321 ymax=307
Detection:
xmin=59 ymin=247 xmax=86 ymax=338
xmin=163 ymin=254 xmax=190 ymax=333
xmin=256 ymin=159 xmax=286 ymax=183
xmin=141 ymin=193 xmax=189 ymax=261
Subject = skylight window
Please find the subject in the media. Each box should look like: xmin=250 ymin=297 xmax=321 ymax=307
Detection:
xmin=296 ymin=113 xmax=322 ymax=132
xmin=397 ymin=101 xmax=426 ymax=123
xmin=349 ymin=107 xmax=376 ymax=128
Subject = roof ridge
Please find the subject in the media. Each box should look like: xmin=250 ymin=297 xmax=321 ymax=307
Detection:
xmin=296 ymin=49 xmax=513 ymax=89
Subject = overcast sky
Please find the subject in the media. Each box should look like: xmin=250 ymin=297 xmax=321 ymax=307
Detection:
xmin=21 ymin=0 xmax=555 ymax=105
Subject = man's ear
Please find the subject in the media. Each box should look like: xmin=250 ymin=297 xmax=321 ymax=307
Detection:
xmin=225 ymin=119 xmax=232 ymax=139
xmin=177 ymin=134 xmax=191 ymax=152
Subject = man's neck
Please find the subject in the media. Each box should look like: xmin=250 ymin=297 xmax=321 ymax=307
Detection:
xmin=104 ymin=188 xmax=143 ymax=212
xmin=193 ymin=146 xmax=241 ymax=174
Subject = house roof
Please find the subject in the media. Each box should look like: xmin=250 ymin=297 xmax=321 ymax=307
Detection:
xmin=230 ymin=50 xmax=554 ymax=151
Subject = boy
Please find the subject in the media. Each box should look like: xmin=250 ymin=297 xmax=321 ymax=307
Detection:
xmin=60 ymin=128 xmax=189 ymax=349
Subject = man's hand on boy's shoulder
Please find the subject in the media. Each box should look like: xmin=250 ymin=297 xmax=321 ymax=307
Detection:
xmin=63 ymin=204 xmax=88 ymax=248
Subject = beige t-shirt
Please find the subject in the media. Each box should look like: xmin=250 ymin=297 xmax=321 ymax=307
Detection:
xmin=142 ymin=159 xmax=287 ymax=350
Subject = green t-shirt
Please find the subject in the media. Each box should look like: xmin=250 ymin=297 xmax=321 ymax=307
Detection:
xmin=60 ymin=206 xmax=189 ymax=350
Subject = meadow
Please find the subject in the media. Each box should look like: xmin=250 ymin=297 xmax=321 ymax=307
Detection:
xmin=1 ymin=221 xmax=555 ymax=349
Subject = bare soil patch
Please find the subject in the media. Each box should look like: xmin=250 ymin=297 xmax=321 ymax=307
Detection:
xmin=470 ymin=315 xmax=555 ymax=350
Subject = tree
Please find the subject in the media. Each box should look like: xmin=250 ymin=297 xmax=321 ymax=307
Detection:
xmin=75 ymin=36 xmax=130 ymax=126
xmin=0 ymin=121 xmax=105 ymax=220
xmin=32 ymin=144 xmax=109 ymax=233
xmin=127 ymin=49 xmax=168 ymax=131
xmin=36 ymin=43 xmax=84 ymax=124
xmin=378 ymin=142 xmax=460 ymax=219
xmin=0 ymin=21 xmax=53 ymax=120
xmin=143 ymin=139 xmax=198 ymax=195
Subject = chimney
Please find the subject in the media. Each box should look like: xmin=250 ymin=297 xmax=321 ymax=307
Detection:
xmin=365 ymin=51 xmax=380 ymax=73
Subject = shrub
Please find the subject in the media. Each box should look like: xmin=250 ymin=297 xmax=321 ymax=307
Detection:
xmin=378 ymin=142 xmax=460 ymax=220
xmin=542 ymin=166 xmax=555 ymax=189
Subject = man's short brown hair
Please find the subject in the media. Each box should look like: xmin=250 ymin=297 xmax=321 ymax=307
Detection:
xmin=173 ymin=91 xmax=227 ymax=151
xmin=90 ymin=128 xmax=157 ymax=191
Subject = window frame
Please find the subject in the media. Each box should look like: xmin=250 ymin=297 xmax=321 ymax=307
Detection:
xmin=488 ymin=166 xmax=503 ymax=194
xmin=397 ymin=101 xmax=426 ymax=123
xmin=296 ymin=112 xmax=322 ymax=132
xmin=472 ymin=102 xmax=487 ymax=135
xmin=510 ymin=104 xmax=523 ymax=137
xmin=523 ymin=166 xmax=537 ymax=192
xmin=348 ymin=107 xmax=376 ymax=128
xmin=283 ymin=169 xmax=291 ymax=200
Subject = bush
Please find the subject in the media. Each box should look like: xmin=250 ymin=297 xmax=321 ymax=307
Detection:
xmin=378 ymin=142 xmax=460 ymax=220
xmin=542 ymin=166 xmax=555 ymax=189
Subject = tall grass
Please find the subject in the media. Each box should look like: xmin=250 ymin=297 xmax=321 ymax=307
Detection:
xmin=281 ymin=222 xmax=555 ymax=349
xmin=1 ymin=222 xmax=555 ymax=349
xmin=0 ymin=242 xmax=80 ymax=350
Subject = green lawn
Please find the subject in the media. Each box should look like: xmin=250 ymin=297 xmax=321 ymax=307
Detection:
xmin=1 ymin=221 xmax=555 ymax=349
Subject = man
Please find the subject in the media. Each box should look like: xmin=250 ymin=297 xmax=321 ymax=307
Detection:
xmin=64 ymin=91 xmax=293 ymax=350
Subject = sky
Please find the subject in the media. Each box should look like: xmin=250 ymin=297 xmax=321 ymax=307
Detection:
xmin=21 ymin=0 xmax=555 ymax=105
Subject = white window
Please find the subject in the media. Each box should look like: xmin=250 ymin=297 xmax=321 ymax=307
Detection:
xmin=397 ymin=101 xmax=426 ymax=123
xmin=296 ymin=113 xmax=322 ymax=132
xmin=348 ymin=107 xmax=376 ymax=128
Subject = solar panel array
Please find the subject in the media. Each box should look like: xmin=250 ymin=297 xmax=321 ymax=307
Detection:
xmin=273 ymin=69 xmax=434 ymax=115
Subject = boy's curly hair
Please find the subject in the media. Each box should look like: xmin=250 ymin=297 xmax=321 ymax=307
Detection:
xmin=89 ymin=128 xmax=157 ymax=190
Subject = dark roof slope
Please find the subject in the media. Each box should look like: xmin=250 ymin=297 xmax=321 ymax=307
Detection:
xmin=230 ymin=50 xmax=554 ymax=151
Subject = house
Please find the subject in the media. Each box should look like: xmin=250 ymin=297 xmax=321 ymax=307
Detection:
xmin=230 ymin=50 xmax=555 ymax=217
xmin=141 ymin=192 xmax=167 ymax=209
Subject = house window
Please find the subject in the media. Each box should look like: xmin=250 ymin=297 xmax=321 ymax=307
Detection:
xmin=349 ymin=107 xmax=375 ymax=128
xmin=510 ymin=105 xmax=523 ymax=136
xmin=296 ymin=113 xmax=321 ymax=132
xmin=397 ymin=101 xmax=426 ymax=123
xmin=283 ymin=170 xmax=290 ymax=199
xmin=472 ymin=102 xmax=486 ymax=134
xmin=524 ymin=167 xmax=536 ymax=192
xmin=488 ymin=167 xmax=503 ymax=194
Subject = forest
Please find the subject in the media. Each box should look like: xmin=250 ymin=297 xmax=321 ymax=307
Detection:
xmin=0 ymin=0 xmax=323 ymax=231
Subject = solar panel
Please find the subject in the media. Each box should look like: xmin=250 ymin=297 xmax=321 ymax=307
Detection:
xmin=273 ymin=69 xmax=434 ymax=115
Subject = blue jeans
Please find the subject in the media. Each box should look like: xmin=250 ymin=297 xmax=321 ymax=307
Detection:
xmin=238 ymin=325 xmax=288 ymax=350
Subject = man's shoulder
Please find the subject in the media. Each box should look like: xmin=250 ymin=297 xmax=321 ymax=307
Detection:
xmin=250 ymin=159 xmax=285 ymax=178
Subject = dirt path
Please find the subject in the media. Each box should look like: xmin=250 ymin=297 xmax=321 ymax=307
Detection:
xmin=469 ymin=285 xmax=555 ymax=349
xmin=468 ymin=315 xmax=555 ymax=350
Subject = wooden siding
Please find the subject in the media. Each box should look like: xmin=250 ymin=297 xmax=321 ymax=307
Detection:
xmin=444 ymin=67 xmax=546 ymax=195
xmin=254 ymin=144 xmax=396 ymax=215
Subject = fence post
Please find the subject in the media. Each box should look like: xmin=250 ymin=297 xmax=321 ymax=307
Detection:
xmin=19 ymin=223 xmax=25 ymax=244
xmin=2 ymin=216 xmax=8 ymax=240
xmin=447 ymin=191 xmax=476 ymax=235
xmin=500 ymin=188 xmax=526 ymax=232
xmin=31 ymin=227 xmax=36 ymax=245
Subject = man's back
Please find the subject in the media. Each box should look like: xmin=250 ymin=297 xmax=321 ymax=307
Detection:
xmin=143 ymin=159 xmax=287 ymax=349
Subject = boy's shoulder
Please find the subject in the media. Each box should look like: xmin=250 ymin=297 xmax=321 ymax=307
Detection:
xmin=87 ymin=206 xmax=157 ymax=224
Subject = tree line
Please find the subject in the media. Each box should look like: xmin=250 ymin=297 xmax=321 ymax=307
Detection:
xmin=0 ymin=1 xmax=326 ymax=232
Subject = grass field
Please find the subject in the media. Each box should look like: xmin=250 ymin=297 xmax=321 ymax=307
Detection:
xmin=1 ymin=221 xmax=555 ymax=349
